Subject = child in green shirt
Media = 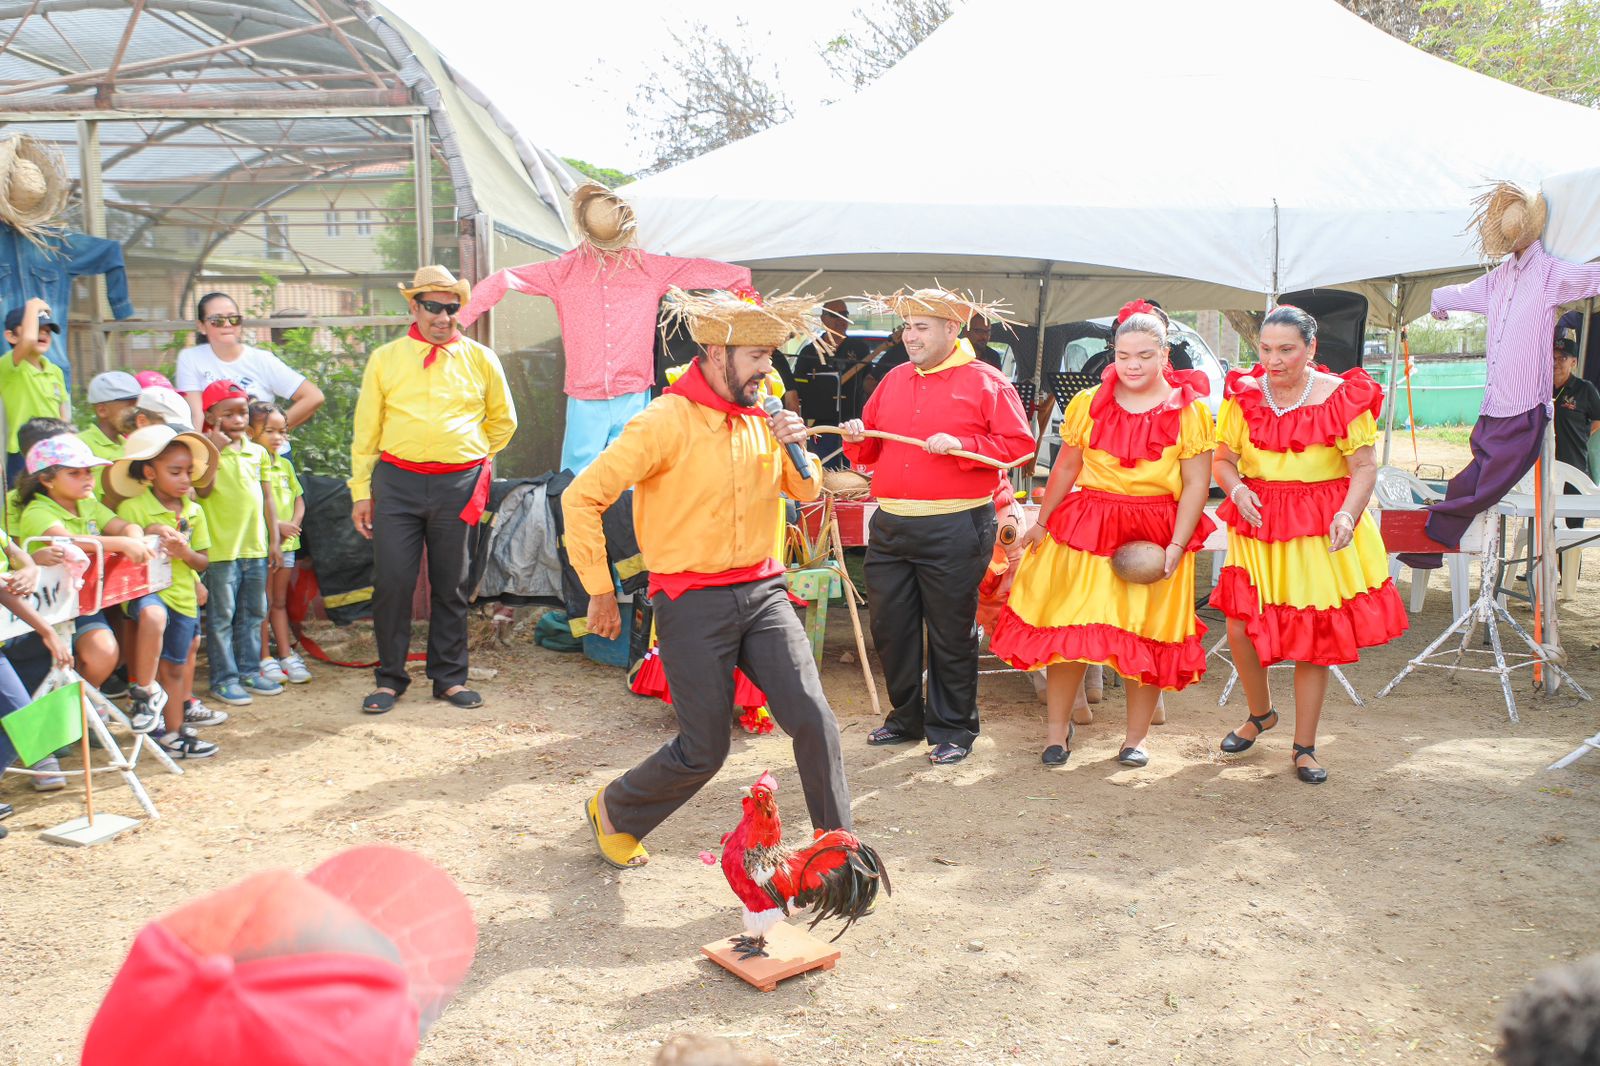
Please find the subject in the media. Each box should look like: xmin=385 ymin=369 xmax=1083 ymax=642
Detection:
xmin=250 ymin=402 xmax=311 ymax=686
xmin=0 ymin=300 xmax=69 ymax=480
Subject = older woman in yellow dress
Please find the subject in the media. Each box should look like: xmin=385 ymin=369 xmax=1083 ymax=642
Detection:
xmin=1211 ymin=306 xmax=1407 ymax=783
xmin=991 ymin=302 xmax=1214 ymax=768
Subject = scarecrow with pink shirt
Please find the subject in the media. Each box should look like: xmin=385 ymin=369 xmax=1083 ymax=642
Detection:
xmin=457 ymin=182 xmax=751 ymax=473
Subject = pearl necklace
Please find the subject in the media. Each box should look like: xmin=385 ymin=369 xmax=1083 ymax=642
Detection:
xmin=1262 ymin=372 xmax=1315 ymax=416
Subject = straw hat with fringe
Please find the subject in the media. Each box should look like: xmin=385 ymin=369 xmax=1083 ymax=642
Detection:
xmin=663 ymin=285 xmax=826 ymax=350
xmin=572 ymin=182 xmax=637 ymax=253
xmin=862 ymin=286 xmax=1016 ymax=328
xmin=0 ymin=135 xmax=70 ymax=246
xmin=1470 ymin=181 xmax=1547 ymax=260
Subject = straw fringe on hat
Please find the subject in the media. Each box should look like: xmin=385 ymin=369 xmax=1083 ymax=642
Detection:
xmin=572 ymin=182 xmax=637 ymax=254
xmin=663 ymin=286 xmax=826 ymax=350
xmin=863 ymin=286 xmax=1016 ymax=328
xmin=1470 ymin=181 xmax=1548 ymax=260
xmin=398 ymin=264 xmax=470 ymax=305
xmin=0 ymin=135 xmax=70 ymax=247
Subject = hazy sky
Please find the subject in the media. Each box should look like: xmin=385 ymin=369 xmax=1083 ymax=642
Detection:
xmin=382 ymin=0 xmax=878 ymax=173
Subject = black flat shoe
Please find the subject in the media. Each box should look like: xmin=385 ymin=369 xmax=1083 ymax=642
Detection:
xmin=1293 ymin=743 xmax=1328 ymax=784
xmin=361 ymin=690 xmax=397 ymax=715
xmin=435 ymin=688 xmax=484 ymax=709
xmin=1117 ymin=747 xmax=1149 ymax=768
xmin=1221 ymin=708 xmax=1278 ymax=754
xmin=1041 ymin=723 xmax=1074 ymax=766
xmin=867 ymin=726 xmax=918 ymax=746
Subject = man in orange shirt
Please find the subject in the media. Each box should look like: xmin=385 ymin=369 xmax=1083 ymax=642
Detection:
xmin=565 ymin=287 xmax=851 ymax=871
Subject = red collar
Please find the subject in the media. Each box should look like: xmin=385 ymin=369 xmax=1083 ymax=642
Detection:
xmin=409 ymin=323 xmax=462 ymax=368
xmin=663 ymin=359 xmax=764 ymax=424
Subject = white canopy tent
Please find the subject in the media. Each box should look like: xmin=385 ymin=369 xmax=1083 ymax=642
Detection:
xmin=624 ymin=0 xmax=1600 ymax=332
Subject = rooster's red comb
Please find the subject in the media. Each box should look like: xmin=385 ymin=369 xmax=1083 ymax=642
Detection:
xmin=752 ymin=771 xmax=778 ymax=795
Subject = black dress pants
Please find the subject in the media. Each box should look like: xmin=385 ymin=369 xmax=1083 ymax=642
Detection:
xmin=864 ymin=506 xmax=997 ymax=749
xmin=371 ymin=462 xmax=477 ymax=695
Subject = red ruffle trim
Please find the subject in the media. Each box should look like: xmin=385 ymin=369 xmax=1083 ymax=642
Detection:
xmin=1225 ymin=364 xmax=1384 ymax=453
xmin=631 ymin=648 xmax=769 ymax=711
xmin=1215 ymin=477 xmax=1350 ymax=542
xmin=1088 ymin=364 xmax=1211 ymax=467
xmin=1211 ymin=565 xmax=1408 ymax=667
xmin=990 ymin=608 xmax=1209 ymax=691
xmin=1046 ymin=487 xmax=1216 ymax=555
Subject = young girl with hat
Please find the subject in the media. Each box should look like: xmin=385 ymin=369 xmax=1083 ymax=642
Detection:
xmin=109 ymin=425 xmax=223 ymax=757
xmin=15 ymin=433 xmax=152 ymax=709
xmin=197 ymin=380 xmax=282 ymax=707
xmin=249 ymin=401 xmax=311 ymax=686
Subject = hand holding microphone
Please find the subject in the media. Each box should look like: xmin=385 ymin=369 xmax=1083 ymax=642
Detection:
xmin=762 ymin=396 xmax=814 ymax=480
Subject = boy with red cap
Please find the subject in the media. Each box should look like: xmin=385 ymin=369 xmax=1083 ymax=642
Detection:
xmin=197 ymin=379 xmax=282 ymax=706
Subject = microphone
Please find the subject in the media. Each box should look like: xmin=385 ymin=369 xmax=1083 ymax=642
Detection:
xmin=762 ymin=396 xmax=814 ymax=480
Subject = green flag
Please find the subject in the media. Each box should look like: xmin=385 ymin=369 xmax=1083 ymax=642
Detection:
xmin=2 ymin=682 xmax=83 ymax=767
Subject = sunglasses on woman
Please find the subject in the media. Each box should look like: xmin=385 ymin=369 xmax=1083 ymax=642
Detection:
xmin=205 ymin=314 xmax=243 ymax=327
xmin=415 ymin=298 xmax=461 ymax=316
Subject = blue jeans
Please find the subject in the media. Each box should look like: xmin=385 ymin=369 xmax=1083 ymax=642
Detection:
xmin=204 ymin=557 xmax=267 ymax=688
xmin=0 ymin=652 xmax=36 ymax=768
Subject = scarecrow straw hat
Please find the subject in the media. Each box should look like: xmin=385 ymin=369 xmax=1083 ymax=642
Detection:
xmin=572 ymin=182 xmax=637 ymax=252
xmin=664 ymin=286 xmax=826 ymax=349
xmin=864 ymin=286 xmax=1015 ymax=328
xmin=0 ymin=135 xmax=70 ymax=244
xmin=821 ymin=468 xmax=872 ymax=498
xmin=398 ymin=264 xmax=470 ymax=304
xmin=1470 ymin=181 xmax=1547 ymax=260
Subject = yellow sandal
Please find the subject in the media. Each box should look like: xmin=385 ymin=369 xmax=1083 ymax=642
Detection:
xmin=585 ymin=791 xmax=649 ymax=869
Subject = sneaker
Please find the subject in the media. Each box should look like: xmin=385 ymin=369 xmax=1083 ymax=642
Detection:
xmin=241 ymin=674 xmax=284 ymax=697
xmin=99 ymin=669 xmax=130 ymax=700
xmin=280 ymin=651 xmax=312 ymax=684
xmin=155 ymin=728 xmax=219 ymax=759
xmin=127 ymin=684 xmax=167 ymax=735
xmin=183 ymin=698 xmax=229 ymax=727
xmin=32 ymin=755 xmax=67 ymax=790
xmin=210 ymin=681 xmax=253 ymax=707
xmin=260 ymin=657 xmax=288 ymax=684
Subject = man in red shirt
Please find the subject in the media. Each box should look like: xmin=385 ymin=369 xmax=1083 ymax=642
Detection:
xmin=841 ymin=288 xmax=1034 ymax=765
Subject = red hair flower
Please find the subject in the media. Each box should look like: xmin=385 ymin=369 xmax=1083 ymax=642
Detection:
xmin=1116 ymin=299 xmax=1157 ymax=325
xmin=730 ymin=284 xmax=764 ymax=306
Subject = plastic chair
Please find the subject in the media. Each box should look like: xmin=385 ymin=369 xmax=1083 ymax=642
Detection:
xmin=1507 ymin=461 xmax=1599 ymax=599
xmin=1374 ymin=466 xmax=1471 ymax=618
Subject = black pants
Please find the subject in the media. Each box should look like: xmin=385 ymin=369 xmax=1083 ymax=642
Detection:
xmin=865 ymin=506 xmax=997 ymax=749
xmin=371 ymin=462 xmax=477 ymax=695
xmin=604 ymin=577 xmax=852 ymax=840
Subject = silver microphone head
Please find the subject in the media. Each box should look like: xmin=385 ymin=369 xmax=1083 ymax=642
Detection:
xmin=761 ymin=395 xmax=783 ymax=417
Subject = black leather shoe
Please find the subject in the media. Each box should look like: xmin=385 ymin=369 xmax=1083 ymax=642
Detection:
xmin=1117 ymin=747 xmax=1149 ymax=768
xmin=1293 ymin=743 xmax=1328 ymax=784
xmin=1042 ymin=723 xmax=1074 ymax=766
xmin=1221 ymin=708 xmax=1278 ymax=754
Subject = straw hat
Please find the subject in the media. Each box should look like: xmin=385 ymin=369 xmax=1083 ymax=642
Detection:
xmin=663 ymin=286 xmax=825 ymax=349
xmin=1471 ymin=181 xmax=1548 ymax=260
xmin=398 ymin=264 xmax=470 ymax=305
xmin=0 ymin=135 xmax=70 ymax=245
xmin=821 ymin=469 xmax=872 ymax=498
xmin=572 ymin=182 xmax=637 ymax=252
xmin=864 ymin=286 xmax=1015 ymax=328
xmin=104 ymin=424 xmax=219 ymax=508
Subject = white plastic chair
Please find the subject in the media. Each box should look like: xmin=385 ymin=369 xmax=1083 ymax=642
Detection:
xmin=1507 ymin=461 xmax=1599 ymax=599
xmin=1375 ymin=466 xmax=1471 ymax=619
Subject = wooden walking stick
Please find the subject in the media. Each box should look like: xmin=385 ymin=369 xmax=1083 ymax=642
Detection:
xmin=806 ymin=427 xmax=1032 ymax=471
xmin=829 ymin=519 xmax=882 ymax=719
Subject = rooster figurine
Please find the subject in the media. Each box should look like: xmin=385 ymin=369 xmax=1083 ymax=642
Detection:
xmin=718 ymin=770 xmax=891 ymax=960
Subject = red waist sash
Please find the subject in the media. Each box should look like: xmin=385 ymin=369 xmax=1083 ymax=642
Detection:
xmin=649 ymin=558 xmax=784 ymax=601
xmin=379 ymin=452 xmax=492 ymax=524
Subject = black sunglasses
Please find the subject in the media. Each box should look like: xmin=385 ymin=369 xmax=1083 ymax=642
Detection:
xmin=415 ymin=298 xmax=460 ymax=317
xmin=204 ymin=314 xmax=243 ymax=327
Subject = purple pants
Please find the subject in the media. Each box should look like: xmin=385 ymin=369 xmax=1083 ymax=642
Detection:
xmin=1426 ymin=405 xmax=1548 ymax=548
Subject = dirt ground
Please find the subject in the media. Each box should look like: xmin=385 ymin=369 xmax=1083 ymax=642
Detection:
xmin=6 ymin=433 xmax=1600 ymax=1066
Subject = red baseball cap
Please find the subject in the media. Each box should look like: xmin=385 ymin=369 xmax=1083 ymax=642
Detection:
xmin=201 ymin=379 xmax=249 ymax=411
xmin=82 ymin=846 xmax=477 ymax=1066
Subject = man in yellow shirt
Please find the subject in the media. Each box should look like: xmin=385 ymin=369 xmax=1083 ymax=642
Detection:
xmin=349 ymin=265 xmax=517 ymax=715
xmin=567 ymin=286 xmax=852 ymax=871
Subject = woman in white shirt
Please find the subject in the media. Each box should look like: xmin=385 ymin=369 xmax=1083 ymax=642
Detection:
xmin=176 ymin=293 xmax=325 ymax=431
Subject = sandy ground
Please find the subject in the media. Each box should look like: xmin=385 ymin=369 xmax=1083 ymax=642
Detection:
xmin=7 ymin=433 xmax=1600 ymax=1066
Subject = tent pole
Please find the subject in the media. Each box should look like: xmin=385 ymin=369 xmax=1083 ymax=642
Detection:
xmin=1579 ymin=297 xmax=1594 ymax=379
xmin=1031 ymin=261 xmax=1052 ymax=397
xmin=1382 ymin=279 xmax=1405 ymax=467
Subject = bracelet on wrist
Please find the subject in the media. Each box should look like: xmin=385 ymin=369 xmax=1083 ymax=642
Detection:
xmin=1332 ymin=510 xmax=1356 ymax=527
xmin=1229 ymin=483 xmax=1248 ymax=503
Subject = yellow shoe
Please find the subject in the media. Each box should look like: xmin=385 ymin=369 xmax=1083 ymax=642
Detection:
xmin=585 ymin=791 xmax=649 ymax=870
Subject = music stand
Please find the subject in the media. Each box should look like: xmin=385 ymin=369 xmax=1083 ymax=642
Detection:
xmin=1012 ymin=380 xmax=1037 ymax=413
xmin=1049 ymin=371 xmax=1101 ymax=409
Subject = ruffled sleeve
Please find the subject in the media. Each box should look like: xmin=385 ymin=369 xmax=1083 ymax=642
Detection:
xmin=1178 ymin=402 xmax=1217 ymax=460
xmin=1060 ymin=388 xmax=1094 ymax=449
xmin=1337 ymin=410 xmax=1379 ymax=455
xmin=1224 ymin=364 xmax=1386 ymax=454
xmin=1216 ymin=398 xmax=1247 ymax=456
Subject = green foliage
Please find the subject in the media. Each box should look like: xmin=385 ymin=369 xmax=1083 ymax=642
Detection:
xmin=1416 ymin=0 xmax=1600 ymax=105
xmin=1404 ymin=314 xmax=1487 ymax=356
xmin=375 ymin=160 xmax=457 ymax=274
xmin=563 ymin=158 xmax=632 ymax=188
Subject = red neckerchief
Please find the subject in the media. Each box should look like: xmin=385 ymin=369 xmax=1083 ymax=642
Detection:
xmin=663 ymin=359 xmax=765 ymax=426
xmin=409 ymin=322 xmax=461 ymax=369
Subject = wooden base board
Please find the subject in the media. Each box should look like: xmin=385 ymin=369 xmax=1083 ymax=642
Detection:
xmin=701 ymin=922 xmax=841 ymax=992
xmin=40 ymin=813 xmax=139 ymax=847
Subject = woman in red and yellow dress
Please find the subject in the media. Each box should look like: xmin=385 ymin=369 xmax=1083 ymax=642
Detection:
xmin=991 ymin=303 xmax=1214 ymax=768
xmin=1211 ymin=305 xmax=1407 ymax=784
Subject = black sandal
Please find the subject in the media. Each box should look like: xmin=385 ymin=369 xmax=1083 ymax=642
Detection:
xmin=1292 ymin=743 xmax=1328 ymax=784
xmin=1221 ymin=708 xmax=1278 ymax=754
xmin=435 ymin=688 xmax=484 ymax=709
xmin=928 ymin=742 xmax=970 ymax=765
xmin=867 ymin=726 xmax=917 ymax=746
xmin=1042 ymin=722 xmax=1074 ymax=766
xmin=362 ymin=690 xmax=397 ymax=715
